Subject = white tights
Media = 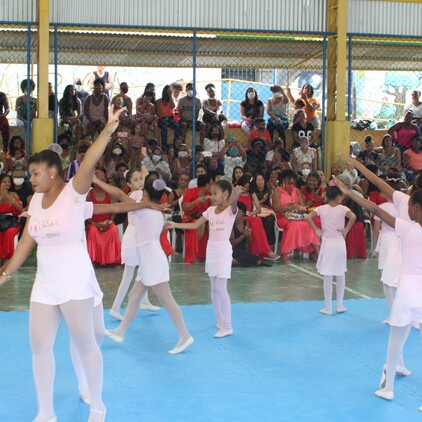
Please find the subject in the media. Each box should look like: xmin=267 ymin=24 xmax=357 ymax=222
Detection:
xmin=382 ymin=284 xmax=396 ymax=310
xmin=113 ymin=281 xmax=190 ymax=343
xmin=210 ymin=277 xmax=232 ymax=330
xmin=323 ymin=275 xmax=346 ymax=310
xmin=111 ymin=265 xmax=153 ymax=312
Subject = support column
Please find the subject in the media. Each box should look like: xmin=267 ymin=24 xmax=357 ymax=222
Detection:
xmin=32 ymin=0 xmax=53 ymax=152
xmin=324 ymin=0 xmax=349 ymax=174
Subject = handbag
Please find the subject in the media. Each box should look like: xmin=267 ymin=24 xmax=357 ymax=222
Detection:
xmin=0 ymin=214 xmax=20 ymax=231
xmin=284 ymin=210 xmax=307 ymax=221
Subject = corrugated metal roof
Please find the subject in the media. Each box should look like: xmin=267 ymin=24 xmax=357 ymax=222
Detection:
xmin=0 ymin=0 xmax=36 ymax=23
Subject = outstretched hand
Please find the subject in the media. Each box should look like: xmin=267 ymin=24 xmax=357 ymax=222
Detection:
xmin=104 ymin=105 xmax=127 ymax=135
xmin=332 ymin=176 xmax=351 ymax=195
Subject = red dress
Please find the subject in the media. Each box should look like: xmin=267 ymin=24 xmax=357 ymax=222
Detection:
xmin=0 ymin=202 xmax=22 ymax=259
xmin=300 ymin=187 xmax=325 ymax=229
xmin=238 ymin=194 xmax=272 ymax=255
xmin=160 ymin=192 xmax=174 ymax=257
xmin=275 ymin=186 xmax=320 ymax=254
xmin=86 ymin=190 xmax=121 ymax=265
xmin=345 ymin=221 xmax=367 ymax=259
xmin=182 ymin=187 xmax=210 ymax=263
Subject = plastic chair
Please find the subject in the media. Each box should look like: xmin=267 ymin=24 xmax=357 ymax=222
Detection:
xmin=364 ymin=219 xmax=373 ymax=258
xmin=273 ymin=219 xmax=283 ymax=255
xmin=169 ymin=196 xmax=185 ymax=260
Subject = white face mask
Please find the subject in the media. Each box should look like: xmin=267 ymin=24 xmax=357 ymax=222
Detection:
xmin=186 ymin=90 xmax=194 ymax=97
xmin=247 ymin=92 xmax=255 ymax=99
xmin=178 ymin=151 xmax=188 ymax=158
xmin=13 ymin=177 xmax=25 ymax=186
xmin=302 ymin=169 xmax=311 ymax=177
xmin=75 ymin=85 xmax=82 ymax=92
xmin=112 ymin=148 xmax=122 ymax=156
xmin=274 ymin=92 xmax=282 ymax=97
xmin=152 ymin=154 xmax=161 ymax=162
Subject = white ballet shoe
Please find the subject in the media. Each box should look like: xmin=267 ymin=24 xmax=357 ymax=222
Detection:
xmin=168 ymin=336 xmax=194 ymax=354
xmin=319 ymin=308 xmax=332 ymax=315
xmin=379 ymin=365 xmax=387 ymax=389
xmin=382 ymin=318 xmax=389 ymax=324
xmin=216 ymin=322 xmax=222 ymax=330
xmin=375 ymin=389 xmax=394 ymax=401
xmin=104 ymin=329 xmax=124 ymax=344
xmin=336 ymin=306 xmax=347 ymax=314
xmin=80 ymin=390 xmax=91 ymax=405
xmin=214 ymin=329 xmax=234 ymax=338
xmin=418 ymin=405 xmax=422 ymax=412
xmin=33 ymin=417 xmax=57 ymax=422
xmin=139 ymin=303 xmax=161 ymax=312
xmin=88 ymin=407 xmax=106 ymax=422
xmin=396 ymin=365 xmax=411 ymax=376
xmin=109 ymin=309 xmax=123 ymax=321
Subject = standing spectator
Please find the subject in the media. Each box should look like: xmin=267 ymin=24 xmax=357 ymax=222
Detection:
xmin=15 ymin=79 xmax=37 ymax=143
xmin=111 ymin=82 xmax=135 ymax=129
xmin=83 ymin=79 xmax=109 ymax=140
xmin=89 ymin=65 xmax=114 ymax=99
xmin=59 ymin=85 xmax=82 ymax=142
xmin=388 ymin=111 xmax=421 ymax=153
xmin=74 ymin=78 xmax=89 ymax=106
xmin=0 ymin=92 xmax=10 ymax=151
xmin=202 ymin=83 xmax=227 ymax=134
xmin=287 ymin=83 xmax=320 ymax=129
xmin=291 ymin=109 xmax=315 ymax=149
xmin=240 ymin=87 xmax=264 ymax=135
xmin=156 ymin=85 xmax=182 ymax=152
xmin=266 ymin=84 xmax=289 ymax=141
xmin=177 ymin=83 xmax=206 ymax=144
xmin=48 ymin=82 xmax=58 ymax=120
xmin=404 ymin=90 xmax=422 ymax=130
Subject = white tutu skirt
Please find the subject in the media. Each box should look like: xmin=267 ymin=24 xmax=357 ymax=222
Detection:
xmin=121 ymin=224 xmax=138 ymax=266
xmin=376 ymin=232 xmax=397 ymax=270
xmin=381 ymin=238 xmax=402 ymax=287
xmin=136 ymin=240 xmax=169 ymax=286
xmin=316 ymin=237 xmax=347 ymax=276
xmin=205 ymin=240 xmax=233 ymax=279
xmin=389 ymin=274 xmax=422 ymax=327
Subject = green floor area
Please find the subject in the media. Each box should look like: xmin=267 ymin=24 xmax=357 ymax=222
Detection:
xmin=0 ymin=255 xmax=383 ymax=312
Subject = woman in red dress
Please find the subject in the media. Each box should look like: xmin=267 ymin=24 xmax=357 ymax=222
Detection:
xmin=272 ymin=169 xmax=320 ymax=263
xmin=300 ymin=171 xmax=326 ymax=229
xmin=86 ymin=169 xmax=121 ymax=265
xmin=0 ymin=174 xmax=23 ymax=264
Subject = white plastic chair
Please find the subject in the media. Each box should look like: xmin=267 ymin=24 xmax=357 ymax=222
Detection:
xmin=273 ymin=219 xmax=283 ymax=255
xmin=364 ymin=219 xmax=373 ymax=258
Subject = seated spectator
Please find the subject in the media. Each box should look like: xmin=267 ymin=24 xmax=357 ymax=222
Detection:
xmin=135 ymin=83 xmax=156 ymax=109
xmin=142 ymin=146 xmax=172 ymax=182
xmin=157 ymin=85 xmax=182 ymax=151
xmin=287 ymin=83 xmax=320 ymax=129
xmin=291 ymin=136 xmax=317 ymax=173
xmin=102 ymin=139 xmax=128 ymax=176
xmin=192 ymin=145 xmax=208 ymax=171
xmin=113 ymin=96 xmax=130 ymax=132
xmin=300 ymin=171 xmax=326 ymax=209
xmin=248 ymin=118 xmax=272 ymax=146
xmin=202 ymin=83 xmax=227 ymax=133
xmin=265 ymin=138 xmax=284 ymax=168
xmin=89 ymin=65 xmax=114 ymax=99
xmin=188 ymin=163 xmax=207 ymax=188
xmin=48 ymin=82 xmax=58 ymax=120
xmin=6 ymin=135 xmax=27 ymax=163
xmin=404 ymin=90 xmax=422 ymax=131
xmin=111 ymin=82 xmax=135 ymax=129
xmin=245 ymin=138 xmax=266 ymax=174
xmin=296 ymin=162 xmax=312 ymax=190
xmin=266 ymin=168 xmax=280 ymax=191
xmin=203 ymin=124 xmax=225 ymax=171
xmin=237 ymin=175 xmax=278 ymax=259
xmin=231 ymin=202 xmax=270 ymax=267
xmin=84 ymin=78 xmax=109 ymax=139
xmin=171 ymin=82 xmax=183 ymax=113
xmin=9 ymin=169 xmax=32 ymax=210
xmin=270 ymin=146 xmax=292 ymax=172
xmin=232 ymin=166 xmax=244 ymax=186
xmin=128 ymin=122 xmax=146 ymax=169
xmin=0 ymin=92 xmax=10 ymax=151
xmin=357 ymin=135 xmax=379 ymax=165
xmin=74 ymin=78 xmax=88 ymax=105
xmin=16 ymin=79 xmax=37 ymax=143
xmin=55 ymin=134 xmax=74 ymax=179
xmin=403 ymin=135 xmax=422 ymax=183
xmin=172 ymin=143 xmax=192 ymax=182
xmin=85 ymin=169 xmax=121 ymax=266
xmin=0 ymin=174 xmax=23 ymax=265
xmin=218 ymin=138 xmax=247 ymax=180
xmin=291 ymin=109 xmax=315 ymax=149
xmin=182 ymin=173 xmax=212 ymax=263
xmin=0 ymin=149 xmax=6 ymax=174
xmin=388 ymin=111 xmax=421 ymax=153
xmin=59 ymin=84 xmax=82 ymax=142
xmin=137 ymin=93 xmax=159 ymax=140
xmin=177 ymin=83 xmax=206 ymax=144
xmin=377 ymin=134 xmax=401 ymax=174
xmin=266 ymin=85 xmax=289 ymax=141
xmin=67 ymin=139 xmax=91 ymax=179
xmin=240 ymin=87 xmax=264 ymax=135
xmin=7 ymin=148 xmax=27 ymax=174
xmin=272 ymin=169 xmax=320 ymax=263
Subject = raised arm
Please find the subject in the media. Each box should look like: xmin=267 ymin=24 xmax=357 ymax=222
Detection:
xmin=230 ymin=185 xmax=242 ymax=214
xmin=92 ymin=173 xmax=133 ymax=203
xmin=93 ymin=199 xmax=168 ymax=215
xmin=73 ymin=105 xmax=125 ymax=194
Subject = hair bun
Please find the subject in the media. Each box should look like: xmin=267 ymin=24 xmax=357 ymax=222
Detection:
xmin=152 ymin=179 xmax=166 ymax=191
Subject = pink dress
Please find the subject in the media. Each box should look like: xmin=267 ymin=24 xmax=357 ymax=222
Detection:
xmin=275 ymin=186 xmax=320 ymax=254
xmin=28 ymin=180 xmax=103 ymax=306
xmin=202 ymin=206 xmax=237 ymax=279
xmin=314 ymin=204 xmax=349 ymax=276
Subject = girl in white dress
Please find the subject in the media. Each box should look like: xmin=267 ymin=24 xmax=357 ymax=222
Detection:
xmin=306 ymin=186 xmax=356 ymax=315
xmin=0 ymin=107 xmax=126 ymax=422
xmin=168 ymin=181 xmax=242 ymax=338
xmin=105 ymin=179 xmax=193 ymax=354
xmin=335 ymin=177 xmax=422 ymax=407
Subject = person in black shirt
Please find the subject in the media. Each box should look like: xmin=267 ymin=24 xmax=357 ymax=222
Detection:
xmin=240 ymin=87 xmax=264 ymax=135
xmin=357 ymin=135 xmax=379 ymax=166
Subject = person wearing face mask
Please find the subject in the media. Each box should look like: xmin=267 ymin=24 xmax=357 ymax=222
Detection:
xmin=218 ymin=136 xmax=247 ymax=180
xmin=177 ymin=83 xmax=206 ymax=144
xmin=15 ymin=79 xmax=37 ymax=143
xmin=171 ymin=144 xmax=191 ymax=182
xmin=74 ymin=78 xmax=89 ymax=105
xmin=83 ymin=79 xmax=109 ymax=140
xmin=267 ymin=85 xmax=289 ymax=142
xmin=111 ymin=82 xmax=134 ymax=129
xmin=142 ymin=146 xmax=172 ymax=182
xmin=57 ymin=134 xmax=75 ymax=180
xmin=203 ymin=124 xmax=225 ymax=171
xmin=10 ymin=169 xmax=32 ymax=211
xmin=296 ymin=162 xmax=312 ymax=190
xmin=291 ymin=136 xmax=317 ymax=173
xmin=240 ymin=87 xmax=264 ymax=135
xmin=202 ymin=83 xmax=227 ymax=135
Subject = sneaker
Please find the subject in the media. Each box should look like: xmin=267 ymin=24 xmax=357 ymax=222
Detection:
xmin=319 ymin=308 xmax=333 ymax=315
xmin=139 ymin=303 xmax=161 ymax=312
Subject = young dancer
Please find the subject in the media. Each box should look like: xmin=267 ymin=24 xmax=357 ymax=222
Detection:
xmin=0 ymin=107 xmax=126 ymax=422
xmin=105 ymin=179 xmax=193 ymax=354
xmin=91 ymin=169 xmax=161 ymax=320
xmin=334 ymin=176 xmax=422 ymax=407
xmin=168 ymin=180 xmax=242 ymax=338
xmin=306 ymin=186 xmax=356 ymax=315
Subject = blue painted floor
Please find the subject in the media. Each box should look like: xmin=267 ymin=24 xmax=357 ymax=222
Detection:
xmin=2 ymin=299 xmax=422 ymax=421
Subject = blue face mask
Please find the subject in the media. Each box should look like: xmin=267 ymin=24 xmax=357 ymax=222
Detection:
xmin=228 ymin=148 xmax=237 ymax=157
